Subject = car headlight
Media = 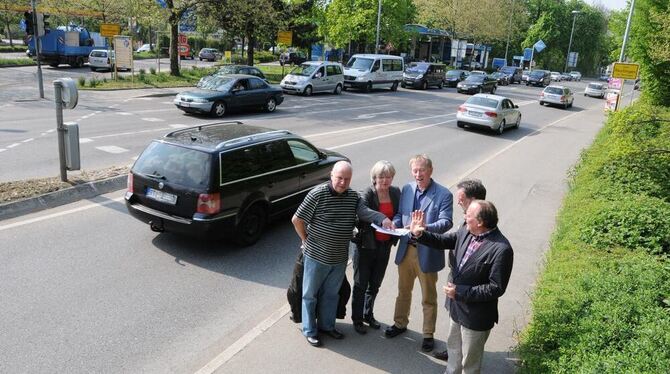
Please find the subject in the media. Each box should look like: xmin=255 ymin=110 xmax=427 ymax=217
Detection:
xmin=191 ymin=98 xmax=209 ymax=103
xmin=416 ymin=74 xmax=423 ymax=79
xmin=457 ymin=83 xmax=464 ymax=87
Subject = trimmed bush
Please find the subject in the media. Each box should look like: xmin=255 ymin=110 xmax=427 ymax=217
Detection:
xmin=77 ymin=76 xmax=86 ymax=87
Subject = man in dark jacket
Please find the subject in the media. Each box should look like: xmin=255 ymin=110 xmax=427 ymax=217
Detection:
xmin=409 ymin=200 xmax=513 ymax=374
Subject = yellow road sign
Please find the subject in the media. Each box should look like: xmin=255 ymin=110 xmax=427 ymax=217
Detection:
xmin=611 ymin=62 xmax=640 ymax=80
xmin=277 ymin=31 xmax=293 ymax=46
xmin=100 ymin=23 xmax=121 ymax=38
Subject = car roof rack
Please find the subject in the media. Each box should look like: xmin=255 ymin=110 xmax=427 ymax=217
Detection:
xmin=215 ymin=129 xmax=293 ymax=150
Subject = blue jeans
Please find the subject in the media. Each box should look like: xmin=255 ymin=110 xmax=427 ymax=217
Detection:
xmin=302 ymin=254 xmax=346 ymax=337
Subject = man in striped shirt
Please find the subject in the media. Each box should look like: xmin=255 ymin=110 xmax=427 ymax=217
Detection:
xmin=292 ymin=161 xmax=394 ymax=347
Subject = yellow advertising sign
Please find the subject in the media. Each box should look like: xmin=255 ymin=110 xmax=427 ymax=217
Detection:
xmin=611 ymin=62 xmax=640 ymax=80
xmin=100 ymin=23 xmax=121 ymax=37
xmin=225 ymin=50 xmax=232 ymax=62
xmin=277 ymin=31 xmax=293 ymax=46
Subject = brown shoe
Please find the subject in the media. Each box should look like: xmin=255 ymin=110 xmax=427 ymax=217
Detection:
xmin=433 ymin=349 xmax=448 ymax=361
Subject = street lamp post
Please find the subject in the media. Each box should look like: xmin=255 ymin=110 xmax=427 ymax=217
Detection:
xmin=375 ymin=0 xmax=382 ymax=53
xmin=564 ymin=10 xmax=581 ymax=72
xmin=504 ymin=0 xmax=515 ymax=64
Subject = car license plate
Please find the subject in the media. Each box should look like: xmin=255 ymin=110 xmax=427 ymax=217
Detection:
xmin=469 ymin=111 xmax=482 ymax=117
xmin=179 ymin=102 xmax=190 ymax=107
xmin=146 ymin=188 xmax=178 ymax=205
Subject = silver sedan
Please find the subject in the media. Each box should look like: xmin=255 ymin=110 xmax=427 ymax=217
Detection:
xmin=456 ymin=94 xmax=521 ymax=135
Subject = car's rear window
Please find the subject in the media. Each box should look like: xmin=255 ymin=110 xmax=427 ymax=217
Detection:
xmin=90 ymin=51 xmax=107 ymax=57
xmin=464 ymin=75 xmax=485 ymax=82
xmin=446 ymin=70 xmax=462 ymax=76
xmin=545 ymin=87 xmax=564 ymax=95
xmin=133 ymin=141 xmax=211 ymax=188
xmin=588 ymin=83 xmax=604 ymax=89
xmin=466 ymin=96 xmax=499 ymax=108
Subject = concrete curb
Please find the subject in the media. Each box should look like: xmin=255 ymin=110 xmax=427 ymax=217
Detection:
xmin=0 ymin=175 xmax=127 ymax=222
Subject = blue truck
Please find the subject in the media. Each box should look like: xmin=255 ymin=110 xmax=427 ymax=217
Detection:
xmin=28 ymin=25 xmax=105 ymax=68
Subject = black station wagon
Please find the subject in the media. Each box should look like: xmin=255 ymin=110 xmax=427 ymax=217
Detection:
xmin=125 ymin=122 xmax=348 ymax=245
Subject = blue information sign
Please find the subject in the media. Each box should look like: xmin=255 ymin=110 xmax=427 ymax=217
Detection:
xmin=523 ymin=48 xmax=532 ymax=61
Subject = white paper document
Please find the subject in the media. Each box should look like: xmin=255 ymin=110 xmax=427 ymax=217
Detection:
xmin=371 ymin=223 xmax=410 ymax=237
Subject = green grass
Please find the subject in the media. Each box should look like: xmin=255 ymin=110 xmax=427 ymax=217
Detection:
xmin=0 ymin=57 xmax=35 ymax=66
xmin=516 ymin=99 xmax=670 ymax=373
xmin=0 ymin=45 xmax=27 ymax=53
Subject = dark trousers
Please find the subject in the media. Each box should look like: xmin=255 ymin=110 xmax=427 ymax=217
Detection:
xmin=351 ymin=240 xmax=392 ymax=322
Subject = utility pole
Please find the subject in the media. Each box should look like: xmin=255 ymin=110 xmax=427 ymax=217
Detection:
xmin=31 ymin=0 xmax=44 ymax=98
xmin=619 ymin=0 xmax=635 ymax=62
xmin=375 ymin=0 xmax=381 ymax=53
xmin=504 ymin=0 xmax=515 ymax=64
xmin=564 ymin=10 xmax=580 ymax=73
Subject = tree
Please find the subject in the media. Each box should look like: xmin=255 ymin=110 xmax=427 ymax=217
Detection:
xmin=201 ymin=0 xmax=283 ymax=66
xmin=324 ymin=0 xmax=415 ymax=53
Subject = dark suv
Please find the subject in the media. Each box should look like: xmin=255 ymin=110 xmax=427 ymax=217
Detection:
xmin=125 ymin=122 xmax=347 ymax=245
xmin=401 ymin=62 xmax=445 ymax=89
xmin=280 ymin=52 xmax=307 ymax=66
xmin=526 ymin=70 xmax=551 ymax=87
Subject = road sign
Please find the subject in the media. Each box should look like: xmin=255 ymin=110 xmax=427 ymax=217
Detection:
xmin=568 ymin=52 xmax=578 ymax=67
xmin=523 ymin=48 xmax=532 ymax=61
xmin=100 ymin=23 xmax=120 ymax=37
xmin=178 ymin=33 xmax=187 ymax=45
xmin=277 ymin=31 xmax=292 ymax=46
xmin=611 ymin=62 xmax=640 ymax=80
xmin=534 ymin=39 xmax=546 ymax=52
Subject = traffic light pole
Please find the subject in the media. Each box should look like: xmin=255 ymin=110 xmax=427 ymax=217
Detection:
xmin=31 ymin=0 xmax=44 ymax=99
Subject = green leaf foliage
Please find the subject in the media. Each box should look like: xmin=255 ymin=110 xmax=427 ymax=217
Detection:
xmin=516 ymin=98 xmax=670 ymax=372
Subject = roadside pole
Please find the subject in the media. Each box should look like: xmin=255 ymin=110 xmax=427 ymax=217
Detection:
xmin=31 ymin=0 xmax=44 ymax=98
xmin=53 ymin=78 xmax=80 ymax=182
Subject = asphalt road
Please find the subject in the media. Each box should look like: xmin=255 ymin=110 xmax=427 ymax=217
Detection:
xmin=0 ymin=79 xmax=637 ymax=373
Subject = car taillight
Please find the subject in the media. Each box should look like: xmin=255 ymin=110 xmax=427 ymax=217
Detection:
xmin=458 ymin=105 xmax=467 ymax=112
xmin=197 ymin=193 xmax=221 ymax=214
xmin=485 ymin=112 xmax=498 ymax=118
xmin=540 ymin=92 xmax=544 ymax=97
xmin=560 ymin=95 xmax=566 ymax=101
xmin=127 ymin=173 xmax=134 ymax=193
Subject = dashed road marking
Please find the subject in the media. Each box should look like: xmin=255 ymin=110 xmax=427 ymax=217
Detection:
xmin=0 ymin=149 xmax=6 ymax=153
xmin=161 ymin=101 xmax=174 ymax=105
xmin=95 ymin=145 xmax=129 ymax=154
xmin=169 ymin=124 xmax=189 ymax=128
xmin=46 ymin=129 xmax=56 ymax=133
xmin=7 ymin=143 xmax=20 ymax=149
xmin=79 ymin=138 xmax=94 ymax=143
xmin=21 ymin=138 xmax=35 ymax=143
xmin=355 ymin=111 xmax=399 ymax=119
xmin=117 ymin=112 xmax=133 ymax=116
xmin=141 ymin=117 xmax=165 ymax=122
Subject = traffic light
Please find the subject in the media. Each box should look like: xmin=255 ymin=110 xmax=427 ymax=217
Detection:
xmin=35 ymin=13 xmax=49 ymax=37
xmin=24 ymin=12 xmax=34 ymax=36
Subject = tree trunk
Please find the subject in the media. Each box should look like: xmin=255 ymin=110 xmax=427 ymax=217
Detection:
xmin=169 ymin=12 xmax=179 ymax=76
xmin=246 ymin=33 xmax=255 ymax=66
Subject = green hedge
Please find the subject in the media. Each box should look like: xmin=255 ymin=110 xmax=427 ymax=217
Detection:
xmin=0 ymin=45 xmax=27 ymax=53
xmin=517 ymin=98 xmax=670 ymax=373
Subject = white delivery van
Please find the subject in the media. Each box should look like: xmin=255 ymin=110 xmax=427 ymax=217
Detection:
xmin=343 ymin=54 xmax=404 ymax=92
xmin=280 ymin=61 xmax=345 ymax=96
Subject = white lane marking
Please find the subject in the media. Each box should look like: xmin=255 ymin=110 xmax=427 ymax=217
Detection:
xmin=0 ymin=196 xmax=125 ymax=232
xmin=79 ymin=138 xmax=94 ymax=144
xmin=46 ymin=129 xmax=56 ymax=133
xmin=40 ymin=133 xmax=48 ymax=136
xmin=136 ymin=98 xmax=154 ymax=101
xmin=90 ymin=127 xmax=172 ymax=139
xmin=117 ymin=112 xmax=133 ymax=116
xmin=7 ymin=143 xmax=20 ymax=148
xmin=331 ymin=119 xmax=455 ymax=150
xmin=96 ymin=145 xmax=129 ymax=154
xmin=194 ymin=304 xmax=291 ymax=374
xmin=305 ymin=114 xmax=454 ymax=138
xmin=0 ymin=149 xmax=6 ymax=153
xmin=300 ymin=103 xmax=392 ymax=115
xmin=141 ymin=117 xmax=165 ymax=122
xmin=169 ymin=124 xmax=189 ymax=128
xmin=161 ymin=101 xmax=174 ymax=105
xmin=355 ymin=111 xmax=399 ymax=119
xmin=22 ymin=138 xmax=35 ymax=143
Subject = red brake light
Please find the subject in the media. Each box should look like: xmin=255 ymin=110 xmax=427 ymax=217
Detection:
xmin=197 ymin=193 xmax=221 ymax=214
xmin=560 ymin=95 xmax=566 ymax=101
xmin=127 ymin=173 xmax=134 ymax=193
xmin=485 ymin=112 xmax=498 ymax=118
xmin=458 ymin=105 xmax=467 ymax=112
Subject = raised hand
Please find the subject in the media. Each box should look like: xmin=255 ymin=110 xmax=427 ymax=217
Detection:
xmin=409 ymin=210 xmax=425 ymax=236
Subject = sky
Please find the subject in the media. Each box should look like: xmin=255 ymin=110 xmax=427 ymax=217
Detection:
xmin=585 ymin=0 xmax=628 ymax=11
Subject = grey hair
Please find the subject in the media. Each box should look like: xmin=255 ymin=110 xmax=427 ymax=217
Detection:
xmin=370 ymin=160 xmax=396 ymax=184
xmin=409 ymin=154 xmax=433 ymax=170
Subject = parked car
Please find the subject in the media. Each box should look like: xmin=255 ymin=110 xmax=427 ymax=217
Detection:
xmin=489 ymin=72 xmax=510 ymax=86
xmin=584 ymin=82 xmax=606 ymax=98
xmin=550 ymin=71 xmax=562 ymax=81
xmin=198 ymin=48 xmax=222 ymax=61
xmin=279 ymin=51 xmax=307 ymax=66
xmin=569 ymin=71 xmax=582 ymax=81
xmin=280 ymin=61 xmax=344 ymax=95
xmin=173 ymin=74 xmax=284 ymax=117
xmin=499 ymin=66 xmax=523 ymax=84
xmin=539 ymin=85 xmax=574 ymax=109
xmin=401 ymin=62 xmax=445 ymax=89
xmin=88 ymin=49 xmax=130 ymax=72
xmin=343 ymin=54 xmax=404 ymax=92
xmin=470 ymin=70 xmax=487 ymax=75
xmin=216 ymin=64 xmax=267 ymax=81
xmin=457 ymin=74 xmax=497 ymax=94
xmin=456 ymin=94 xmax=521 ymax=135
xmin=444 ymin=69 xmax=469 ymax=87
xmin=560 ymin=72 xmax=573 ymax=81
xmin=598 ymin=73 xmax=611 ymax=81
xmin=136 ymin=44 xmax=154 ymax=53
xmin=522 ymin=70 xmax=530 ymax=83
xmin=527 ymin=70 xmax=551 ymax=87
xmin=124 ymin=122 xmax=348 ymax=245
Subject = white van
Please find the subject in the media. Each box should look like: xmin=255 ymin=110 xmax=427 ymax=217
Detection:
xmin=280 ymin=61 xmax=345 ymax=96
xmin=343 ymin=54 xmax=404 ymax=92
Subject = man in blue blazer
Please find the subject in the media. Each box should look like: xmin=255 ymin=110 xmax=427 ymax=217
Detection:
xmin=385 ymin=154 xmax=453 ymax=352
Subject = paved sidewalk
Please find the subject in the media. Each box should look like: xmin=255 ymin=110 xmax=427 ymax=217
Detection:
xmin=191 ymin=105 xmax=606 ymax=374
